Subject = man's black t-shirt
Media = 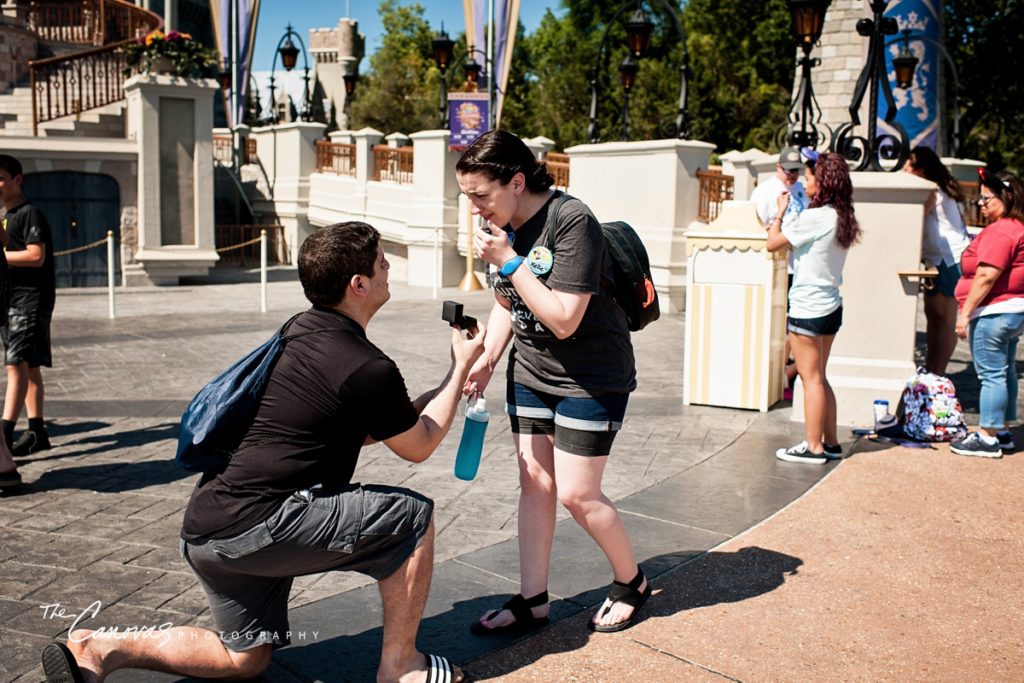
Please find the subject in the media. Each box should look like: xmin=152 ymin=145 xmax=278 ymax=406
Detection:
xmin=2 ymin=202 xmax=56 ymax=309
xmin=181 ymin=307 xmax=420 ymax=541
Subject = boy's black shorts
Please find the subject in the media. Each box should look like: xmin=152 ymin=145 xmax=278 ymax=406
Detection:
xmin=2 ymin=302 xmax=53 ymax=367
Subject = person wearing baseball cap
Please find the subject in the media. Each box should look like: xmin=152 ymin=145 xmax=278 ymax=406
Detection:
xmin=751 ymin=146 xmax=811 ymax=398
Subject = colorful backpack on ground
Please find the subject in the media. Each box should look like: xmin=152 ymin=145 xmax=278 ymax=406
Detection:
xmin=897 ymin=368 xmax=968 ymax=442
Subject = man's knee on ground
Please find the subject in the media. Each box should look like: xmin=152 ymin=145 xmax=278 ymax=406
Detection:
xmin=226 ymin=644 xmax=273 ymax=679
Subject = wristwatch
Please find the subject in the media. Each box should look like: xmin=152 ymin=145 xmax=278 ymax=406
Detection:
xmin=499 ymin=255 xmax=524 ymax=277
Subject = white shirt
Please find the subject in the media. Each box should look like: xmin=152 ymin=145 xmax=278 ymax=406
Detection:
xmin=752 ymin=176 xmax=808 ymax=274
xmin=782 ymin=206 xmax=847 ymax=319
xmin=921 ymin=188 xmax=971 ymax=267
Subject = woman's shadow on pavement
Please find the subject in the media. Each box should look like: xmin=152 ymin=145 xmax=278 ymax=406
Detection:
xmin=261 ymin=546 xmax=802 ymax=683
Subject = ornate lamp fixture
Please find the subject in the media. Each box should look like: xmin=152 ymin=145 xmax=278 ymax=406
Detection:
xmin=782 ymin=0 xmax=832 ymax=149
xmin=829 ymin=0 xmax=909 ymax=172
xmin=431 ymin=26 xmax=456 ymax=127
xmin=588 ymin=0 xmax=689 ymax=143
xmin=268 ymin=24 xmax=312 ymax=123
xmin=891 ymin=33 xmax=919 ymax=89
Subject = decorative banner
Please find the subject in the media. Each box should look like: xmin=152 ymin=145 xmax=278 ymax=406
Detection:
xmin=467 ymin=0 xmax=520 ymax=128
xmin=449 ymin=92 xmax=490 ymax=151
xmin=211 ymin=0 xmax=262 ymax=127
xmin=881 ymin=0 xmax=941 ymax=152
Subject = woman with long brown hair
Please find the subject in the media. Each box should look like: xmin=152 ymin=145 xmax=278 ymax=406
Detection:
xmin=767 ymin=150 xmax=860 ymax=463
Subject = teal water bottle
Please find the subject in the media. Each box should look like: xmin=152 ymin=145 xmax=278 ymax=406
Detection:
xmin=454 ymin=396 xmax=489 ymax=481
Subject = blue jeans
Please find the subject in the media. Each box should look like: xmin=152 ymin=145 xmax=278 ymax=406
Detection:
xmin=969 ymin=312 xmax=1024 ymax=429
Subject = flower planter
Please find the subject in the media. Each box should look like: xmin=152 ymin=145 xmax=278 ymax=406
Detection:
xmin=150 ymin=57 xmax=177 ymax=75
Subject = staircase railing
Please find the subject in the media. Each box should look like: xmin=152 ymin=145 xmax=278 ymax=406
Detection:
xmin=27 ymin=0 xmax=162 ymax=135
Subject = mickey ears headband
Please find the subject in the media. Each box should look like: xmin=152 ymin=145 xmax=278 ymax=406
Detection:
xmin=978 ymin=167 xmax=1011 ymax=189
xmin=800 ymin=147 xmax=820 ymax=164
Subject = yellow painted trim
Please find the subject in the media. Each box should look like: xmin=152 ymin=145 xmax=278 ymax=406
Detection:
xmin=700 ymin=284 xmax=713 ymax=402
xmin=740 ymin=285 xmax=753 ymax=408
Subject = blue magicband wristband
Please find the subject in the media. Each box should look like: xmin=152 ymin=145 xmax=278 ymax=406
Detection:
xmin=499 ymin=255 xmax=524 ymax=277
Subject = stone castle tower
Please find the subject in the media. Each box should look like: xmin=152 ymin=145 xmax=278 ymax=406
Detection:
xmin=310 ymin=18 xmax=365 ymax=131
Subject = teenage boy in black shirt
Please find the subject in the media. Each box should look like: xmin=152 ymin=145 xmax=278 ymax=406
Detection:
xmin=0 ymin=155 xmax=19 ymax=487
xmin=42 ymin=222 xmax=483 ymax=683
xmin=0 ymin=154 xmax=56 ymax=456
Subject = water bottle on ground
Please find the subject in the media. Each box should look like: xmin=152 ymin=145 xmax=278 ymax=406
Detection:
xmin=454 ymin=396 xmax=489 ymax=481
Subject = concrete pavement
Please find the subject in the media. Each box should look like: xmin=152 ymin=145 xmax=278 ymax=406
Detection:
xmin=0 ymin=269 xmax=1018 ymax=681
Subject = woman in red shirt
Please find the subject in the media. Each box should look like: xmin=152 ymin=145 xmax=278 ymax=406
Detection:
xmin=951 ymin=169 xmax=1024 ymax=458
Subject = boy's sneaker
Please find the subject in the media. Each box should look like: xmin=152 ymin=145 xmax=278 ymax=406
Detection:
xmin=776 ymin=441 xmax=827 ymax=464
xmin=11 ymin=429 xmax=51 ymax=456
xmin=950 ymin=432 xmax=1002 ymax=459
xmin=996 ymin=431 xmax=1015 ymax=453
xmin=823 ymin=443 xmax=843 ymax=460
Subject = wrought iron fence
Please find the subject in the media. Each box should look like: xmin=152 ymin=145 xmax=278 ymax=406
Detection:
xmin=371 ymin=145 xmax=414 ymax=184
xmin=315 ymin=140 xmax=356 ymax=176
xmin=697 ymin=169 xmax=735 ymax=224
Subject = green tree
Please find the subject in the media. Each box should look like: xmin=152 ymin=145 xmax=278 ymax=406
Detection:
xmin=946 ymin=0 xmax=1024 ymax=172
xmin=349 ymin=0 xmax=440 ymax=134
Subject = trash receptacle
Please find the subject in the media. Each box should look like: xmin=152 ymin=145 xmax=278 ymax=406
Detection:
xmin=683 ymin=201 xmax=788 ymax=411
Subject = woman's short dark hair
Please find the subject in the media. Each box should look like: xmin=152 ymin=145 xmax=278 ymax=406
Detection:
xmin=298 ymin=222 xmax=380 ymax=306
xmin=979 ymin=169 xmax=1024 ymax=223
xmin=455 ymin=130 xmax=554 ymax=192
xmin=908 ymin=146 xmax=963 ymax=202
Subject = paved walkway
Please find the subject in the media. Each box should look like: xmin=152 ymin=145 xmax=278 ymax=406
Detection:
xmin=0 ymin=269 xmax=1018 ymax=681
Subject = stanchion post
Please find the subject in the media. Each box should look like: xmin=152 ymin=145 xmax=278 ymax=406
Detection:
xmin=459 ymin=203 xmax=484 ymax=291
xmin=432 ymin=226 xmax=440 ymax=300
xmin=260 ymin=229 xmax=268 ymax=313
xmin=106 ymin=230 xmax=116 ymax=319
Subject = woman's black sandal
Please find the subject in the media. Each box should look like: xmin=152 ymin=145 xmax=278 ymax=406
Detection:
xmin=469 ymin=590 xmax=549 ymax=635
xmin=588 ymin=569 xmax=652 ymax=633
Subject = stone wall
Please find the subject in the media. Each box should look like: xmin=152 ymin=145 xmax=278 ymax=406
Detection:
xmin=0 ymin=15 xmax=37 ymax=93
xmin=810 ymin=0 xmax=871 ymax=139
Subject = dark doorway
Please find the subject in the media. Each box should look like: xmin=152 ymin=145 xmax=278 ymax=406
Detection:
xmin=22 ymin=171 xmax=121 ymax=288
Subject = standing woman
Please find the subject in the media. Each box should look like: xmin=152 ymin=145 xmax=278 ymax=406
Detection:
xmin=767 ymin=151 xmax=860 ymax=463
xmin=456 ymin=130 xmax=649 ymax=633
xmin=950 ymin=170 xmax=1024 ymax=458
xmin=904 ymin=146 xmax=972 ymax=375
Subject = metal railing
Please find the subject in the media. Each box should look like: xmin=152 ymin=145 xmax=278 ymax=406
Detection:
xmin=546 ymin=151 xmax=570 ymax=190
xmin=215 ymin=224 xmax=288 ymax=267
xmin=27 ymin=0 xmax=162 ymax=134
xmin=315 ymin=140 xmax=356 ymax=176
xmin=371 ymin=145 xmax=414 ymax=184
xmin=959 ymin=181 xmax=984 ymax=229
xmin=696 ymin=169 xmax=735 ymax=224
xmin=213 ymin=135 xmax=259 ymax=166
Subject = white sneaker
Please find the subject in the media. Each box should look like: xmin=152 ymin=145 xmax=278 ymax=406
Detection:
xmin=776 ymin=441 xmax=827 ymax=464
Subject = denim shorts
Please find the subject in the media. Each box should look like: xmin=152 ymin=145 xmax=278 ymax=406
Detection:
xmin=506 ymin=381 xmax=628 ymax=456
xmin=787 ymin=306 xmax=843 ymax=337
xmin=925 ymin=261 xmax=961 ymax=298
xmin=182 ymin=484 xmax=433 ymax=652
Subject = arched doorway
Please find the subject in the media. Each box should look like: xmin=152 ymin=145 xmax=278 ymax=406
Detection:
xmin=22 ymin=171 xmax=121 ymax=288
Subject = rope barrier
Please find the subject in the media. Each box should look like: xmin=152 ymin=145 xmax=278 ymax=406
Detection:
xmin=53 ymin=237 xmax=109 ymax=257
xmin=216 ymin=235 xmax=265 ymax=253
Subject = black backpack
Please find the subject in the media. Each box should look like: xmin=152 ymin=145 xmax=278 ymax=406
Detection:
xmin=543 ymin=194 xmax=660 ymax=332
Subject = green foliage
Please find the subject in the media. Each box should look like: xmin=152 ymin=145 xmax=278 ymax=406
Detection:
xmin=946 ymin=0 xmax=1024 ymax=173
xmin=349 ymin=0 xmax=441 ymax=133
xmin=121 ymin=29 xmax=217 ymax=77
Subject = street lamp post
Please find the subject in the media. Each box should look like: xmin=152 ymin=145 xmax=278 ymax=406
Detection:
xmin=783 ymin=0 xmax=831 ymax=149
xmin=588 ymin=0 xmax=689 ymax=144
xmin=342 ymin=70 xmax=358 ymax=130
xmin=431 ymin=26 xmax=455 ymax=128
xmin=267 ymin=23 xmax=312 ymax=124
xmin=887 ymin=29 xmax=960 ymax=157
xmin=829 ymin=0 xmax=909 ymax=172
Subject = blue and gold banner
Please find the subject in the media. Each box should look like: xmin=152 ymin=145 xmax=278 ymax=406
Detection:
xmin=883 ymin=0 xmax=942 ymax=152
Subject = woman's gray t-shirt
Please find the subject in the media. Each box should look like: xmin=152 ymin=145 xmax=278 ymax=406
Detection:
xmin=492 ymin=192 xmax=636 ymax=397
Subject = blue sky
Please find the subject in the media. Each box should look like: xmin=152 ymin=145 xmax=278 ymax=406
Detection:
xmin=252 ymin=1 xmax=559 ymax=71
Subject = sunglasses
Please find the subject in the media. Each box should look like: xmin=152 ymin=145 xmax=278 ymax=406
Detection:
xmin=978 ymin=194 xmax=998 ymax=205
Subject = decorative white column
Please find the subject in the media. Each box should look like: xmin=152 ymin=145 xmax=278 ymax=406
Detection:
xmin=563 ymin=138 xmax=716 ymax=313
xmin=352 ymin=127 xmax=383 ymax=184
xmin=249 ymin=121 xmax=327 ymax=263
xmin=720 ymin=149 xmax=772 ymax=202
xmin=123 ymin=73 xmax=219 ymax=286
xmin=406 ymin=129 xmax=462 ymax=288
xmin=791 ymin=172 xmax=935 ymax=426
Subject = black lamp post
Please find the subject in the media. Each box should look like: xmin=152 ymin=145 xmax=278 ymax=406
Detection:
xmin=783 ymin=0 xmax=831 ymax=149
xmin=829 ymin=0 xmax=909 ymax=171
xmin=886 ymin=28 xmax=960 ymax=156
xmin=588 ymin=0 xmax=688 ymax=143
xmin=267 ymin=23 xmax=312 ymax=124
xmin=432 ymin=26 xmax=455 ymax=128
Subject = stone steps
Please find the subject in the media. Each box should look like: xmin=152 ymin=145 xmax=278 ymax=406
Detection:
xmin=0 ymin=84 xmax=126 ymax=138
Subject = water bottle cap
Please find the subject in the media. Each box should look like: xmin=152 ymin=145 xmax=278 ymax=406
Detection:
xmin=474 ymin=397 xmax=487 ymax=412
xmin=873 ymin=399 xmax=889 ymax=405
